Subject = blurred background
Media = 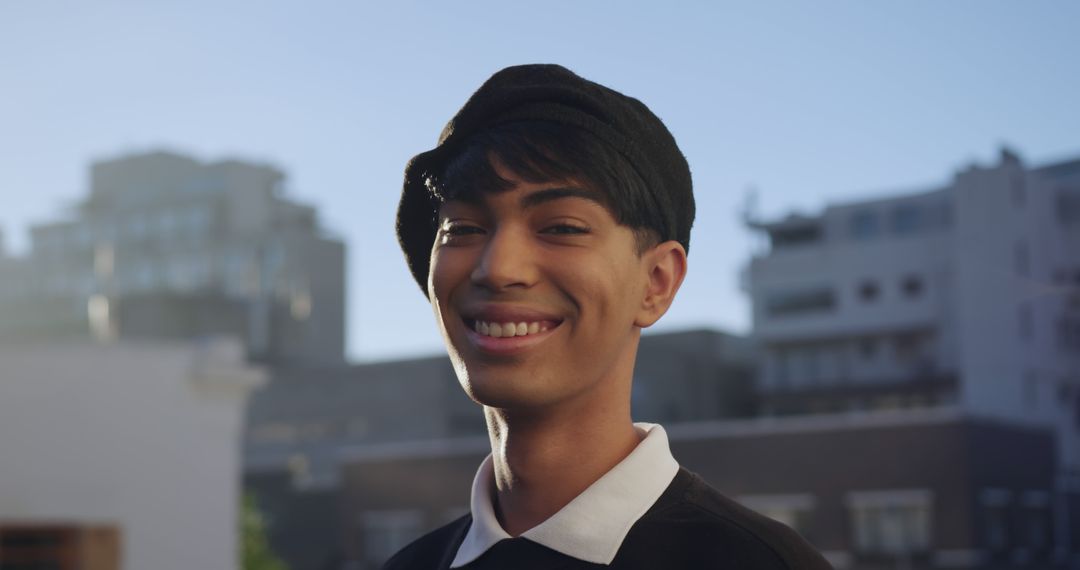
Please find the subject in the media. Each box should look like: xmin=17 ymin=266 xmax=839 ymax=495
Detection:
xmin=1 ymin=2 xmax=1078 ymax=569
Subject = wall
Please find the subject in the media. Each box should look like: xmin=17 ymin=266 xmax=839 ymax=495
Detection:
xmin=0 ymin=340 xmax=261 ymax=570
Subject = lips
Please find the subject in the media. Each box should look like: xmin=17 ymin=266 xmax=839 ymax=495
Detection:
xmin=460 ymin=305 xmax=564 ymax=352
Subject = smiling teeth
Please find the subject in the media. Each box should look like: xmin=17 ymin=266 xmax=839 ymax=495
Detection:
xmin=474 ymin=320 xmax=548 ymax=338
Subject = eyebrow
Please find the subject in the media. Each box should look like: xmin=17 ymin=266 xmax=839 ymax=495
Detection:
xmin=519 ymin=186 xmax=607 ymax=209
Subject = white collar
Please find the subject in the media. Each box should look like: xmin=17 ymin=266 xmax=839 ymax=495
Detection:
xmin=450 ymin=422 xmax=680 ymax=567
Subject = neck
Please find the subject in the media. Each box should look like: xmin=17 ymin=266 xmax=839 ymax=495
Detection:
xmin=484 ymin=394 xmax=641 ymax=536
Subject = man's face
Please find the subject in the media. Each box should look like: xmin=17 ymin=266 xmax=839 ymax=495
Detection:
xmin=428 ymin=163 xmax=653 ymax=411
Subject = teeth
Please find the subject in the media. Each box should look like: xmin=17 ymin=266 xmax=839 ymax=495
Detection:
xmin=472 ymin=319 xmax=553 ymax=338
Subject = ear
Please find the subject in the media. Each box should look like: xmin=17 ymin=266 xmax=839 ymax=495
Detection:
xmin=634 ymin=240 xmax=688 ymax=328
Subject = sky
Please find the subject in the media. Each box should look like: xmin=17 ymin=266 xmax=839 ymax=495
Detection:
xmin=2 ymin=1 xmax=1078 ymax=362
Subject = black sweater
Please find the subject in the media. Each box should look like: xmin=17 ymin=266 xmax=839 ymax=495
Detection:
xmin=383 ymin=468 xmax=833 ymax=569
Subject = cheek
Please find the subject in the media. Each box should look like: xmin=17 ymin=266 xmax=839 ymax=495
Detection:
xmin=428 ymin=246 xmax=464 ymax=300
xmin=562 ymin=254 xmax=642 ymax=324
xmin=427 ymin=249 xmax=462 ymax=331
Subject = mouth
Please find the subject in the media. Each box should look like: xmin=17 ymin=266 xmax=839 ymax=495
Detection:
xmin=458 ymin=307 xmax=565 ymax=355
xmin=465 ymin=318 xmax=560 ymax=338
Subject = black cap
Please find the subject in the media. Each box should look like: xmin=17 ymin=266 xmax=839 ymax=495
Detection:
xmin=396 ymin=64 xmax=694 ymax=296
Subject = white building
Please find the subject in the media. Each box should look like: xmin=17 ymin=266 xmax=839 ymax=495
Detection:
xmin=0 ymin=150 xmax=346 ymax=365
xmin=0 ymin=339 xmax=263 ymax=570
xmin=744 ymin=147 xmax=1080 ymax=469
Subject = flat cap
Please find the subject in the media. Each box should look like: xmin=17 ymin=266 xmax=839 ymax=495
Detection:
xmin=397 ymin=63 xmax=693 ymax=295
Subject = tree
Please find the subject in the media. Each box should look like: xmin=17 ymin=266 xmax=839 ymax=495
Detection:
xmin=241 ymin=492 xmax=289 ymax=570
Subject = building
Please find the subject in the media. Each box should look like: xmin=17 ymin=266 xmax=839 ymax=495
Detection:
xmin=0 ymin=150 xmax=346 ymax=365
xmin=244 ymin=328 xmax=755 ymax=486
xmin=744 ymin=148 xmax=1079 ymax=426
xmin=241 ymin=328 xmax=756 ymax=570
xmin=0 ymin=339 xmax=263 ymax=570
xmin=743 ymin=147 xmax=1080 ymax=567
xmin=339 ymin=409 xmax=1063 ymax=570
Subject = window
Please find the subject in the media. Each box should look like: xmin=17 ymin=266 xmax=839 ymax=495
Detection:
xmin=738 ymin=494 xmax=816 ymax=538
xmin=1015 ymin=241 xmax=1030 ymax=277
xmin=1011 ymin=175 xmax=1026 ymax=208
xmin=186 ymin=206 xmax=212 ymax=236
xmin=1058 ymin=187 xmax=1080 ymax=225
xmin=287 ymin=454 xmax=311 ymax=487
xmin=248 ymin=422 xmax=299 ymax=444
xmin=901 ymin=275 xmax=924 ymax=299
xmin=772 ymin=349 xmax=790 ymax=389
xmin=891 ymin=204 xmax=922 ymax=235
xmin=848 ymin=490 xmax=932 ymax=556
xmin=980 ymin=488 xmax=1011 ymax=553
xmin=850 ymin=210 xmax=880 ymax=240
xmin=790 ymin=347 xmax=819 ymax=386
xmin=361 ymin=510 xmax=424 ymax=567
xmin=1057 ymin=316 xmax=1080 ymax=351
xmin=1024 ymin=371 xmax=1038 ymax=409
xmin=765 ymin=287 xmax=836 ymax=317
xmin=1021 ymin=507 xmax=1049 ymax=553
xmin=1020 ymin=491 xmax=1050 ymax=553
xmin=858 ymin=337 xmax=878 ymax=360
xmin=0 ymin=525 xmax=120 ymax=570
xmin=75 ymin=224 xmax=93 ymax=248
xmin=893 ymin=333 xmax=924 ymax=364
xmin=1018 ymin=304 xmax=1033 ymax=341
xmin=127 ymin=214 xmax=148 ymax=239
xmin=771 ymin=224 xmax=823 ymax=248
xmin=159 ymin=210 xmax=179 ymax=238
xmin=858 ymin=280 xmax=880 ymax=302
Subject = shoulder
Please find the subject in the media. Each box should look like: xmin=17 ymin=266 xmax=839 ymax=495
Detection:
xmin=617 ymin=469 xmax=833 ymax=570
xmin=381 ymin=514 xmax=471 ymax=570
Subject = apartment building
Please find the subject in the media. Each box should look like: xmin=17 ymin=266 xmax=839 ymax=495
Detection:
xmin=743 ymin=147 xmax=1080 ymax=567
xmin=0 ymin=151 xmax=346 ymax=365
xmin=744 ymin=149 xmax=1079 ymax=448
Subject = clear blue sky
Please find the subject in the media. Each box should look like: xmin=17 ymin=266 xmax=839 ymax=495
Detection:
xmin=2 ymin=1 xmax=1078 ymax=361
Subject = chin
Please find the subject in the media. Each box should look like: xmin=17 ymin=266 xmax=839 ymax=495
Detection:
xmin=456 ymin=366 xmax=560 ymax=410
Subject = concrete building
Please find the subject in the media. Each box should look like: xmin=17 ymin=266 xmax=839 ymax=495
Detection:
xmin=744 ymin=147 xmax=1079 ymax=431
xmin=744 ymin=149 xmax=1080 ymax=455
xmin=0 ymin=339 xmax=263 ymax=570
xmin=743 ymin=147 xmax=1080 ymax=567
xmin=340 ymin=409 xmax=1064 ymax=570
xmin=244 ymin=329 xmax=754 ymax=487
xmin=0 ymin=150 xmax=346 ymax=365
xmin=241 ymin=328 xmax=755 ymax=570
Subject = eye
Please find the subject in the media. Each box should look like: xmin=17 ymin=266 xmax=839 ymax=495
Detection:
xmin=541 ymin=223 xmax=590 ymax=236
xmin=445 ymin=224 xmax=484 ymax=236
xmin=438 ymin=221 xmax=486 ymax=244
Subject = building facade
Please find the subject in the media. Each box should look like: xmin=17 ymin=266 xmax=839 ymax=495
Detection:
xmin=743 ymin=147 xmax=1080 ymax=567
xmin=241 ymin=328 xmax=756 ymax=570
xmin=0 ymin=339 xmax=262 ymax=570
xmin=340 ymin=409 xmax=1065 ymax=570
xmin=0 ymin=150 xmax=346 ymax=365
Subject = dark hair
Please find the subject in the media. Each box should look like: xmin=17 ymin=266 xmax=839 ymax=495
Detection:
xmin=398 ymin=64 xmax=694 ymax=296
xmin=424 ymin=121 xmax=661 ymax=252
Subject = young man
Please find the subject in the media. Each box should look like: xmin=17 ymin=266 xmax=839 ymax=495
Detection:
xmin=388 ymin=64 xmax=831 ymax=569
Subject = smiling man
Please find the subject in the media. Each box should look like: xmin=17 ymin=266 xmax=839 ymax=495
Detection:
xmin=387 ymin=64 xmax=831 ymax=569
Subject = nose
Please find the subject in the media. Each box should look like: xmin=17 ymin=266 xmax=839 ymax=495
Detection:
xmin=470 ymin=226 xmax=537 ymax=291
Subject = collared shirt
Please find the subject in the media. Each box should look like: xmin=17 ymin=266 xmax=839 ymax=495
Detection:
xmin=450 ymin=423 xmax=681 ymax=567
